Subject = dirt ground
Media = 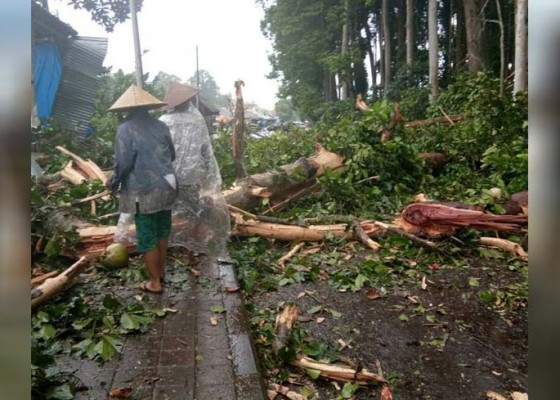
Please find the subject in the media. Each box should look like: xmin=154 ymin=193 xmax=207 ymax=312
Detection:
xmin=253 ymin=254 xmax=528 ymax=400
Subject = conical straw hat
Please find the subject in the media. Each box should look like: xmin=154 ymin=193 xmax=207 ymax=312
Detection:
xmin=163 ymin=82 xmax=201 ymax=111
xmin=108 ymin=84 xmax=166 ymax=111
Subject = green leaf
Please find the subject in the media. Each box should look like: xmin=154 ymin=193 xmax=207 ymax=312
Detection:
xmin=354 ymin=274 xmax=367 ymax=289
xmin=329 ymin=309 xmax=342 ymax=319
xmin=210 ymin=305 xmax=225 ymax=314
xmin=374 ymin=265 xmax=390 ymax=275
xmin=94 ymin=334 xmax=122 ymax=361
xmin=102 ymin=295 xmax=122 ymax=310
xmin=426 ymin=315 xmax=436 ymax=323
xmin=478 ymin=290 xmax=497 ymax=303
xmin=307 ymin=305 xmax=323 ymax=314
xmin=278 ymin=277 xmax=294 ymax=286
xmin=72 ymin=318 xmax=93 ymax=331
xmin=468 ymin=277 xmax=480 ymax=287
xmin=299 ymin=386 xmax=315 ymax=399
xmin=44 ymin=239 xmax=61 ymax=257
xmin=46 ymin=383 xmax=74 ymax=400
xmin=398 ymin=314 xmax=409 ymax=322
xmin=39 ymin=324 xmax=57 ymax=340
xmin=341 ymin=382 xmax=359 ymax=398
xmin=120 ymin=312 xmax=140 ymax=330
xmin=305 ymin=368 xmax=321 ymax=379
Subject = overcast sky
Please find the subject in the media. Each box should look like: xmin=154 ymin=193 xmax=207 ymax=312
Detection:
xmin=49 ymin=0 xmax=280 ymax=110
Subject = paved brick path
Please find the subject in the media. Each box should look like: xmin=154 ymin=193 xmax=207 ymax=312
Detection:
xmin=67 ymin=258 xmax=266 ymax=400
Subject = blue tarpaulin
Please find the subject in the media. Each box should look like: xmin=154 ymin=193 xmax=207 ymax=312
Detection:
xmin=33 ymin=41 xmax=62 ymax=120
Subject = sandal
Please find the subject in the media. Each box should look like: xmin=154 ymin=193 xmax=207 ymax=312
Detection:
xmin=139 ymin=281 xmax=163 ymax=294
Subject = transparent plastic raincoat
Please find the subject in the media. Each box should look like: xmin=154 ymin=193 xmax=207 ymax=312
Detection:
xmin=115 ymin=103 xmax=230 ymax=259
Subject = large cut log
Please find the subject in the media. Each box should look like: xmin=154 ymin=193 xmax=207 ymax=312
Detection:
xmin=31 ymin=256 xmax=89 ymax=308
xmin=231 ymin=211 xmax=381 ymax=242
xmin=222 ymin=143 xmax=345 ymax=211
xmin=395 ymin=203 xmax=528 ymax=237
xmin=290 ymin=355 xmax=385 ymax=385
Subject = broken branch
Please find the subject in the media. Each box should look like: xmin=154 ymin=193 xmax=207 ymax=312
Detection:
xmin=480 ymin=237 xmax=528 ymax=261
xmin=353 ymin=220 xmax=381 ymax=251
xmin=290 ymin=355 xmax=385 ymax=385
xmin=31 ymin=256 xmax=89 ymax=308
xmin=278 ymin=242 xmax=305 ymax=270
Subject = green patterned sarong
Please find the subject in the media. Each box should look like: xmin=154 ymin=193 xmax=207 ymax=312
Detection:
xmin=134 ymin=209 xmax=172 ymax=253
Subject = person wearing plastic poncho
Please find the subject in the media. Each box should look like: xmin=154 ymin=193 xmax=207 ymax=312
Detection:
xmin=107 ymin=84 xmax=177 ymax=294
xmin=158 ymin=82 xmax=230 ymax=260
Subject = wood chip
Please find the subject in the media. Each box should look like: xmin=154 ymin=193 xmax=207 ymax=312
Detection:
xmin=510 ymin=392 xmax=528 ymax=400
xmin=109 ymin=387 xmax=133 ymax=398
xmin=486 ymin=390 xmax=508 ymax=400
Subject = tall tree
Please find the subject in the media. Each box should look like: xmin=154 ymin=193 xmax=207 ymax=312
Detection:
xmin=428 ymin=0 xmax=439 ymax=101
xmin=64 ymin=0 xmax=142 ymax=32
xmin=406 ymin=0 xmax=415 ymax=66
xmin=463 ymin=0 xmax=485 ymax=72
xmin=187 ymin=70 xmax=228 ymax=108
xmin=513 ymin=0 xmax=528 ymax=94
xmin=382 ymin=0 xmax=392 ymax=91
xmin=340 ymin=0 xmax=350 ymax=100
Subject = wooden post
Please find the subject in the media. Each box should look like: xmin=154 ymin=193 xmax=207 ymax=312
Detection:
xmin=129 ymin=0 xmax=144 ymax=88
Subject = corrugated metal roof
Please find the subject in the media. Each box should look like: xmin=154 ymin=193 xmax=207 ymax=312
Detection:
xmin=51 ymin=36 xmax=108 ymax=136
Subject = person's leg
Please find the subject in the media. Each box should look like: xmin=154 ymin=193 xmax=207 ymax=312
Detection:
xmin=143 ymin=248 xmax=163 ymax=292
xmin=135 ymin=211 xmax=163 ymax=293
xmin=156 ymin=209 xmax=172 ymax=281
xmin=158 ymin=239 xmax=168 ymax=279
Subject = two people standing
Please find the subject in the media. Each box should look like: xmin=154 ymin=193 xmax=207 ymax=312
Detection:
xmin=107 ymin=83 xmax=229 ymax=293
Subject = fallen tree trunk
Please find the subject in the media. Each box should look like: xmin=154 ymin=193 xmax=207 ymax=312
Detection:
xmin=222 ymin=143 xmax=345 ymax=211
xmin=290 ymin=355 xmax=385 ymax=385
xmin=395 ymin=202 xmax=528 ymax=237
xmin=404 ymin=114 xmax=463 ymax=129
xmin=231 ymin=211 xmax=381 ymax=242
xmin=31 ymin=256 xmax=89 ymax=308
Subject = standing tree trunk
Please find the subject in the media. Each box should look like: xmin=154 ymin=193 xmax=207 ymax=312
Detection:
xmin=378 ymin=12 xmax=385 ymax=92
xmin=428 ymin=0 xmax=439 ymax=102
xmin=382 ymin=0 xmax=392 ymax=92
xmin=513 ymin=0 xmax=528 ymax=94
xmin=365 ymin=22 xmax=377 ymax=92
xmin=232 ymin=80 xmax=247 ymax=179
xmin=495 ymin=0 xmax=506 ymax=96
xmin=454 ymin=0 xmax=466 ymax=70
xmin=406 ymin=0 xmax=415 ymax=66
xmin=463 ymin=0 xmax=485 ymax=72
xmin=341 ymin=20 xmax=350 ymax=100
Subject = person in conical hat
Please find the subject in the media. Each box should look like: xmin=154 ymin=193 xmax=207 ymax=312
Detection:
xmin=107 ymin=84 xmax=177 ymax=293
xmin=159 ymin=82 xmax=230 ymax=261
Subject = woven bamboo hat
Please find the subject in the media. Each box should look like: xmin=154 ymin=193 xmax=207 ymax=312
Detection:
xmin=163 ymin=82 xmax=201 ymax=111
xmin=108 ymin=84 xmax=166 ymax=111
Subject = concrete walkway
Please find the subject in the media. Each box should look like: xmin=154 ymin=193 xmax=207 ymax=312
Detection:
xmin=68 ymin=257 xmax=267 ymax=400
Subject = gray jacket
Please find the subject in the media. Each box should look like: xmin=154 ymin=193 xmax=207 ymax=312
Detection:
xmin=109 ymin=110 xmax=177 ymax=214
